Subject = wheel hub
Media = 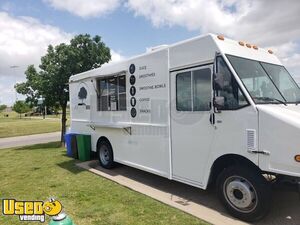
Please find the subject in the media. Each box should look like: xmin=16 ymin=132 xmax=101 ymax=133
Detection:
xmin=233 ymin=189 xmax=243 ymax=200
xmin=224 ymin=177 xmax=257 ymax=212
xmin=100 ymin=147 xmax=109 ymax=164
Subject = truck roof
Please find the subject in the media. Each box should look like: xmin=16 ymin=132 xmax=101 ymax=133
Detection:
xmin=70 ymin=33 xmax=282 ymax=82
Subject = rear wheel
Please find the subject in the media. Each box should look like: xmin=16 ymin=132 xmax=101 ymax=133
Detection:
xmin=97 ymin=140 xmax=115 ymax=169
xmin=216 ymin=166 xmax=271 ymax=222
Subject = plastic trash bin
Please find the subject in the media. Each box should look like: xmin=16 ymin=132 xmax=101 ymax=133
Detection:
xmin=71 ymin=135 xmax=78 ymax=159
xmin=64 ymin=133 xmax=78 ymax=159
xmin=65 ymin=133 xmax=74 ymax=157
xmin=76 ymin=134 xmax=91 ymax=161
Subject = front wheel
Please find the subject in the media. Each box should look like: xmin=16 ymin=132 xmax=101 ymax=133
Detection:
xmin=216 ymin=166 xmax=271 ymax=222
xmin=97 ymin=141 xmax=115 ymax=169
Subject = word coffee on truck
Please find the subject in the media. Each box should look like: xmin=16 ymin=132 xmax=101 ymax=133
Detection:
xmin=69 ymin=34 xmax=300 ymax=222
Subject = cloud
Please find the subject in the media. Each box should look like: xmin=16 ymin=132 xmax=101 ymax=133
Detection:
xmin=43 ymin=0 xmax=300 ymax=65
xmin=0 ymin=12 xmax=72 ymax=105
xmin=0 ymin=12 xmax=71 ymax=78
xmin=0 ymin=12 xmax=125 ymax=106
xmin=2 ymin=1 xmax=300 ymax=103
xmin=126 ymin=0 xmax=300 ymax=79
xmin=110 ymin=50 xmax=125 ymax=62
xmin=271 ymin=42 xmax=300 ymax=79
xmin=44 ymin=0 xmax=121 ymax=18
xmin=126 ymin=0 xmax=300 ymax=46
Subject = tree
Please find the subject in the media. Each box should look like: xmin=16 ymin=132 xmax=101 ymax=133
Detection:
xmin=15 ymin=66 xmax=41 ymax=107
xmin=12 ymin=101 xmax=31 ymax=118
xmin=16 ymin=34 xmax=111 ymax=144
xmin=0 ymin=104 xmax=7 ymax=112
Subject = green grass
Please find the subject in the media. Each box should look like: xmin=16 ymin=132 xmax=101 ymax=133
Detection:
xmin=0 ymin=118 xmax=61 ymax=138
xmin=0 ymin=111 xmax=70 ymax=138
xmin=0 ymin=143 xmax=208 ymax=225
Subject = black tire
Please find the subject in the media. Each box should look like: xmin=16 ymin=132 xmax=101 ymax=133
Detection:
xmin=97 ymin=140 xmax=115 ymax=169
xmin=216 ymin=166 xmax=271 ymax=222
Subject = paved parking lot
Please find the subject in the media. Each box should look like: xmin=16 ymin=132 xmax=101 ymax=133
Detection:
xmin=77 ymin=160 xmax=300 ymax=225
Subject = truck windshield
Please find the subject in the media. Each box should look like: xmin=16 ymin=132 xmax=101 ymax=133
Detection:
xmin=226 ymin=55 xmax=300 ymax=104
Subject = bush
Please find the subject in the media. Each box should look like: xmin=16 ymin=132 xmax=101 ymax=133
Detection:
xmin=12 ymin=101 xmax=31 ymax=118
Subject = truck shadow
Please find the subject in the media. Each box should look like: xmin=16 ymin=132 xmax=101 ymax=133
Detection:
xmin=81 ymin=160 xmax=300 ymax=225
xmin=57 ymin=160 xmax=85 ymax=175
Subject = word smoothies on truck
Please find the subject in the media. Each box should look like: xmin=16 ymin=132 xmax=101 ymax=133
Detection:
xmin=68 ymin=34 xmax=300 ymax=222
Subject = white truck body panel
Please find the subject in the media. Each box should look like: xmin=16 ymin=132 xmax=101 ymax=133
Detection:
xmin=257 ymin=105 xmax=300 ymax=177
xmin=69 ymin=34 xmax=300 ymax=190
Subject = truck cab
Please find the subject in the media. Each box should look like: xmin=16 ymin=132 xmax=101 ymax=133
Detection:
xmin=169 ymin=35 xmax=300 ymax=221
xmin=215 ymin=53 xmax=300 ymax=177
xmin=206 ymin=36 xmax=300 ymax=221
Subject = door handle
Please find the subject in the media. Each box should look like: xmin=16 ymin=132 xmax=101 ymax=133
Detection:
xmin=209 ymin=113 xmax=215 ymax=125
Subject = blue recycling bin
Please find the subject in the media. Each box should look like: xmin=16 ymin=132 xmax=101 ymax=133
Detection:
xmin=64 ymin=133 xmax=78 ymax=158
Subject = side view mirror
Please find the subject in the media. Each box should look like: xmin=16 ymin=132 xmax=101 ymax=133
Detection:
xmin=214 ymin=96 xmax=225 ymax=109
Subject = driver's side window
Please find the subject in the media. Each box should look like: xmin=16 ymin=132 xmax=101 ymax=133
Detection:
xmin=215 ymin=57 xmax=248 ymax=110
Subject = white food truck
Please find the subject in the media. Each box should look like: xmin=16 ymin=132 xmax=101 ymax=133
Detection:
xmin=69 ymin=34 xmax=300 ymax=222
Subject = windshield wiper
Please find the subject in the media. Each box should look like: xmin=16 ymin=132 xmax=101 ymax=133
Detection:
xmin=253 ymin=97 xmax=287 ymax=106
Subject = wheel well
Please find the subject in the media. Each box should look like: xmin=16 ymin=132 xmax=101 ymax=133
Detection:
xmin=208 ymin=154 xmax=260 ymax=187
xmin=96 ymin=136 xmax=112 ymax=152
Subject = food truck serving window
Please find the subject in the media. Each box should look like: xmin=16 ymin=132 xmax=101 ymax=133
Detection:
xmin=97 ymin=75 xmax=127 ymax=111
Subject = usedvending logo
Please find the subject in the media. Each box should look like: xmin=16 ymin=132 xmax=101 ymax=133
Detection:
xmin=2 ymin=198 xmax=63 ymax=222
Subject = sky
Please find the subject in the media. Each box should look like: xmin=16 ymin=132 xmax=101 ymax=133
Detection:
xmin=0 ymin=0 xmax=300 ymax=106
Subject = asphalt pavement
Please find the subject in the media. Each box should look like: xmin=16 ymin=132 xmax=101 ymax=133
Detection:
xmin=0 ymin=132 xmax=61 ymax=149
xmin=77 ymin=160 xmax=300 ymax=225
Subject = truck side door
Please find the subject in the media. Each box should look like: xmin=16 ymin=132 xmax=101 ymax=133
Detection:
xmin=170 ymin=64 xmax=214 ymax=188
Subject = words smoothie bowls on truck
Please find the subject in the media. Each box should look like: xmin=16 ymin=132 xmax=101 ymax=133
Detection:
xmin=68 ymin=34 xmax=300 ymax=222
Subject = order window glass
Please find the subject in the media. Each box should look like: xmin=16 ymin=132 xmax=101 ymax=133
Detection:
xmin=98 ymin=74 xmax=126 ymax=111
xmin=108 ymin=77 xmax=117 ymax=111
xmin=99 ymin=79 xmax=108 ymax=111
xmin=118 ymin=75 xmax=127 ymax=110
